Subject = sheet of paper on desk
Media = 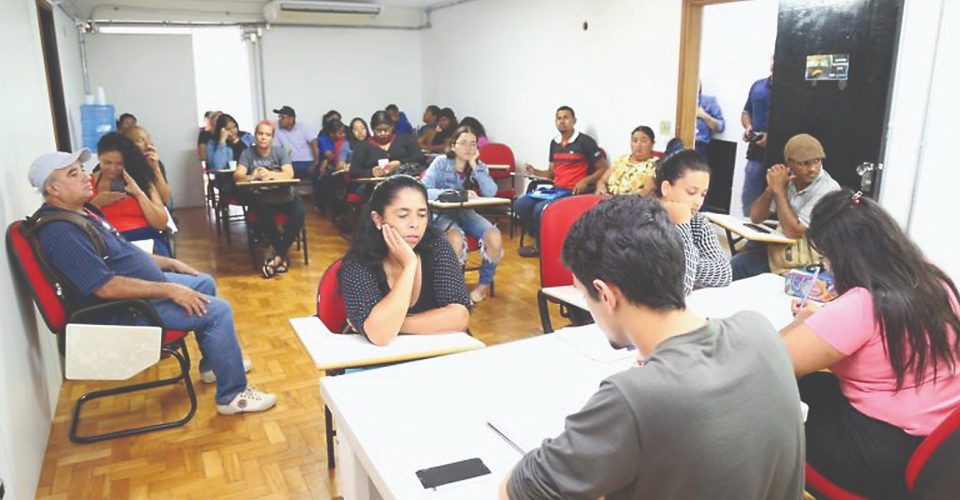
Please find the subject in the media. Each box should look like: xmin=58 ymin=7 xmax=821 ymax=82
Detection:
xmin=289 ymin=316 xmax=483 ymax=368
xmin=553 ymin=324 xmax=638 ymax=363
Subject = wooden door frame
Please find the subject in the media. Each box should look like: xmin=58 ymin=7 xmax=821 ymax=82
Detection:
xmin=675 ymin=0 xmax=750 ymax=147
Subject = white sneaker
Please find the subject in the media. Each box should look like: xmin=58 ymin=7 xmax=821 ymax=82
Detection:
xmin=200 ymin=358 xmax=253 ymax=384
xmin=216 ymin=386 xmax=277 ymax=415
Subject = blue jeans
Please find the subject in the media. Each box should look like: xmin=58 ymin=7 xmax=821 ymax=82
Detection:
xmin=435 ymin=209 xmax=501 ymax=284
xmin=514 ymin=194 xmax=564 ymax=245
xmin=731 ymin=243 xmax=771 ymax=280
xmin=144 ymin=272 xmax=247 ymax=404
xmin=741 ymin=159 xmax=767 ymax=215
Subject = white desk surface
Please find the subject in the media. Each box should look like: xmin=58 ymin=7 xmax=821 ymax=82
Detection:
xmin=321 ymin=273 xmax=795 ymax=500
xmin=703 ymin=212 xmax=796 ymax=245
xmin=289 ymin=316 xmax=484 ymax=371
xmin=235 ymin=178 xmax=300 ymax=187
xmin=544 ymin=274 xmax=793 ymax=331
xmin=428 ymin=197 xmax=512 ymax=210
xmin=321 ymin=326 xmax=635 ymax=500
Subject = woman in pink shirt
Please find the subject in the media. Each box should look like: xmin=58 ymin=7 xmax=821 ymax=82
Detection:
xmin=781 ymin=190 xmax=960 ymax=499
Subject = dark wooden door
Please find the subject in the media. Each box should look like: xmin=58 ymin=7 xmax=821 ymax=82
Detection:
xmin=767 ymin=0 xmax=903 ymax=197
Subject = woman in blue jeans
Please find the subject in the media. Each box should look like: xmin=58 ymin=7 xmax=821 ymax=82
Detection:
xmin=422 ymin=126 xmax=504 ymax=302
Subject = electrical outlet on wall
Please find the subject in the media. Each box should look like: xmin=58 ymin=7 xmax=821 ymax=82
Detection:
xmin=659 ymin=120 xmax=672 ymax=137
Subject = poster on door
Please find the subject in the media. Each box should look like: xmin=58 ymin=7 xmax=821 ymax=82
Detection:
xmin=805 ymin=54 xmax=849 ymax=81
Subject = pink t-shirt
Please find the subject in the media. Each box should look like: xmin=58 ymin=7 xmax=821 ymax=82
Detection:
xmin=806 ymin=287 xmax=960 ymax=436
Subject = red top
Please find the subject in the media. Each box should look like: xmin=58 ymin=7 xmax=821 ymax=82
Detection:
xmin=90 ymin=177 xmax=150 ymax=232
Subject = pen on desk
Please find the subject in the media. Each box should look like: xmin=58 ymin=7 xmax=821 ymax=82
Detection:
xmin=798 ymin=265 xmax=822 ymax=310
xmin=486 ymin=420 xmax=525 ymax=455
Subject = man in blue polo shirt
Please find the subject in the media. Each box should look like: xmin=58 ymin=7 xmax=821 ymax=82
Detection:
xmin=741 ymin=62 xmax=773 ymax=214
xmin=27 ymin=149 xmax=277 ymax=415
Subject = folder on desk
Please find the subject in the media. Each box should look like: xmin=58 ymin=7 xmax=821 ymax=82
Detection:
xmin=289 ymin=316 xmax=485 ymax=371
xmin=703 ymin=212 xmax=795 ymax=245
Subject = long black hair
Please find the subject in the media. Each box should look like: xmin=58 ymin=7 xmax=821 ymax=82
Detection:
xmin=807 ymin=189 xmax=960 ymax=389
xmin=654 ymin=149 xmax=710 ymax=197
xmin=214 ymin=113 xmax=248 ymax=161
xmin=347 ymin=117 xmax=370 ymax=145
xmin=346 ymin=175 xmax=440 ymax=269
xmin=96 ymin=132 xmax=156 ymax=197
xmin=459 ymin=117 xmax=486 ymax=139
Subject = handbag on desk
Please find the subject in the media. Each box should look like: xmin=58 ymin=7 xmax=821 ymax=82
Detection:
xmin=767 ymin=230 xmax=822 ymax=275
xmin=437 ymin=188 xmax=468 ymax=203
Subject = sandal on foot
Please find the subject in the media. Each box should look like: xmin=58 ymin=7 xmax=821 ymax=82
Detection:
xmin=275 ymin=257 xmax=289 ymax=273
xmin=261 ymin=258 xmax=277 ymax=279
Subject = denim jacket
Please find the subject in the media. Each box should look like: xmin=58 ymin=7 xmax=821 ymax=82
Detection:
xmin=422 ymin=156 xmax=498 ymax=200
xmin=206 ymin=132 xmax=254 ymax=170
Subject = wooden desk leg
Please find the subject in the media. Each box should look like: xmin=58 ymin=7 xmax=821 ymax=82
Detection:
xmin=326 ymin=404 xmax=336 ymax=468
xmin=337 ymin=433 xmax=380 ymax=500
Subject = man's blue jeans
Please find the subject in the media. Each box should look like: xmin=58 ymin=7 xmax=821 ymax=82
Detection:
xmin=741 ymin=159 xmax=767 ymax=215
xmin=146 ymin=272 xmax=247 ymax=405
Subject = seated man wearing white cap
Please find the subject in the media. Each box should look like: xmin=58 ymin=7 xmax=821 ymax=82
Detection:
xmin=27 ymin=149 xmax=277 ymax=415
xmin=731 ymin=133 xmax=841 ymax=280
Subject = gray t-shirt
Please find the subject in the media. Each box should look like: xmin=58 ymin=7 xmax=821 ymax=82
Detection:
xmin=769 ymin=168 xmax=841 ymax=226
xmin=508 ymin=311 xmax=805 ymax=500
xmin=238 ymin=146 xmax=294 ymax=202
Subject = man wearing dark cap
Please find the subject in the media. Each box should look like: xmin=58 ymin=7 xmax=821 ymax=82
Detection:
xmin=26 ymin=149 xmax=277 ymax=415
xmin=732 ymin=133 xmax=841 ymax=279
xmin=273 ymin=105 xmax=319 ymax=177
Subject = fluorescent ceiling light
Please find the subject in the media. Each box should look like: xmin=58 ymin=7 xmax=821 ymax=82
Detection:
xmin=269 ymin=0 xmax=383 ymax=15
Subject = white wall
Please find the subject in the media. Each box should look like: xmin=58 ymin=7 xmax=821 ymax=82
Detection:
xmin=903 ymin=0 xmax=959 ymax=280
xmin=700 ymin=0 xmax=778 ymax=216
xmin=84 ymin=33 xmax=204 ymax=207
xmin=192 ymin=27 xmax=256 ymax=131
xmin=421 ymin=0 xmax=682 ymax=168
xmin=53 ymin=5 xmax=87 ymax=152
xmin=0 ymin=0 xmax=69 ymax=497
xmin=261 ymin=26 xmax=424 ymax=134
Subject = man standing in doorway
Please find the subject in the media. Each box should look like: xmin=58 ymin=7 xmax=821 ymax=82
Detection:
xmin=740 ymin=62 xmax=773 ymax=214
xmin=273 ymin=105 xmax=319 ymax=179
xmin=695 ymin=85 xmax=725 ymax=159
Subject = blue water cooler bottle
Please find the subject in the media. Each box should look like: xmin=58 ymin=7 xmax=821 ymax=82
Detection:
xmin=81 ymin=104 xmax=116 ymax=153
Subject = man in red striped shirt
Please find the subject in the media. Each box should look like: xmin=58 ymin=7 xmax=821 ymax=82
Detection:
xmin=516 ymin=106 xmax=607 ymax=257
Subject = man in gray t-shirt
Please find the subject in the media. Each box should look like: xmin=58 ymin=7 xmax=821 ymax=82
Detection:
xmin=501 ymin=197 xmax=804 ymax=500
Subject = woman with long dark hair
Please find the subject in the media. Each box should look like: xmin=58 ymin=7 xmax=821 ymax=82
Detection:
xmin=338 ymin=117 xmax=371 ymax=169
xmin=90 ymin=132 xmax=171 ymax=255
xmin=424 ymin=108 xmax=458 ymax=153
xmin=338 ymin=175 xmax=471 ymax=345
xmin=206 ymin=113 xmax=253 ymax=169
xmin=655 ymin=149 xmax=731 ymax=294
xmin=349 ymin=111 xmax=424 ymax=179
xmin=781 ymin=189 xmax=960 ymax=499
xmin=458 ymin=116 xmax=489 ymax=149
xmin=421 ymin=126 xmax=503 ymax=303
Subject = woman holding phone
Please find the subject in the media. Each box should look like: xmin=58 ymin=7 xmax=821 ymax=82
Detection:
xmin=350 ymin=111 xmax=424 ymax=179
xmin=90 ymin=132 xmax=171 ymax=255
xmin=338 ymin=175 xmax=471 ymax=345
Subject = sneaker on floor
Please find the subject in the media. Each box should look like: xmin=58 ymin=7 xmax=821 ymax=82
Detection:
xmin=216 ymin=386 xmax=277 ymax=415
xmin=518 ymin=245 xmax=540 ymax=257
xmin=200 ymin=358 xmax=253 ymax=384
xmin=470 ymin=284 xmax=491 ymax=303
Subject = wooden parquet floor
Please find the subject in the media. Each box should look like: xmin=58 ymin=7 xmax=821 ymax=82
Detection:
xmin=35 ymin=202 xmax=570 ymax=499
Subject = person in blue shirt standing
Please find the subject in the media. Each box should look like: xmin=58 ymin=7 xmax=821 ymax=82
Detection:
xmin=422 ymin=126 xmax=504 ymax=303
xmin=741 ymin=62 xmax=773 ymax=214
xmin=695 ymin=84 xmax=725 ymax=159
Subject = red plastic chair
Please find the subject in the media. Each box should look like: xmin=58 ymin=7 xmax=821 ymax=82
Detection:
xmin=245 ymin=210 xmax=309 ymax=270
xmin=478 ymin=143 xmax=517 ymax=235
xmin=536 ymin=195 xmax=603 ymax=333
xmin=6 ymin=220 xmax=196 ymax=444
xmin=316 ymin=258 xmax=346 ymax=333
xmin=805 ymin=405 xmax=960 ymax=499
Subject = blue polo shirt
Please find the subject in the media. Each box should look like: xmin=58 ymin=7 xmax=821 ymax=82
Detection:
xmin=696 ymin=94 xmax=725 ymax=144
xmin=35 ymin=204 xmax=166 ymax=307
xmin=743 ymin=77 xmax=772 ymax=133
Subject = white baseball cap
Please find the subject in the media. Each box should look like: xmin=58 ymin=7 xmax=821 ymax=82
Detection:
xmin=29 ymin=148 xmax=92 ymax=189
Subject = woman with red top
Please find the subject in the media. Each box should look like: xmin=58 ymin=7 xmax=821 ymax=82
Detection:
xmin=781 ymin=190 xmax=960 ymax=499
xmin=90 ymin=132 xmax=170 ymax=255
